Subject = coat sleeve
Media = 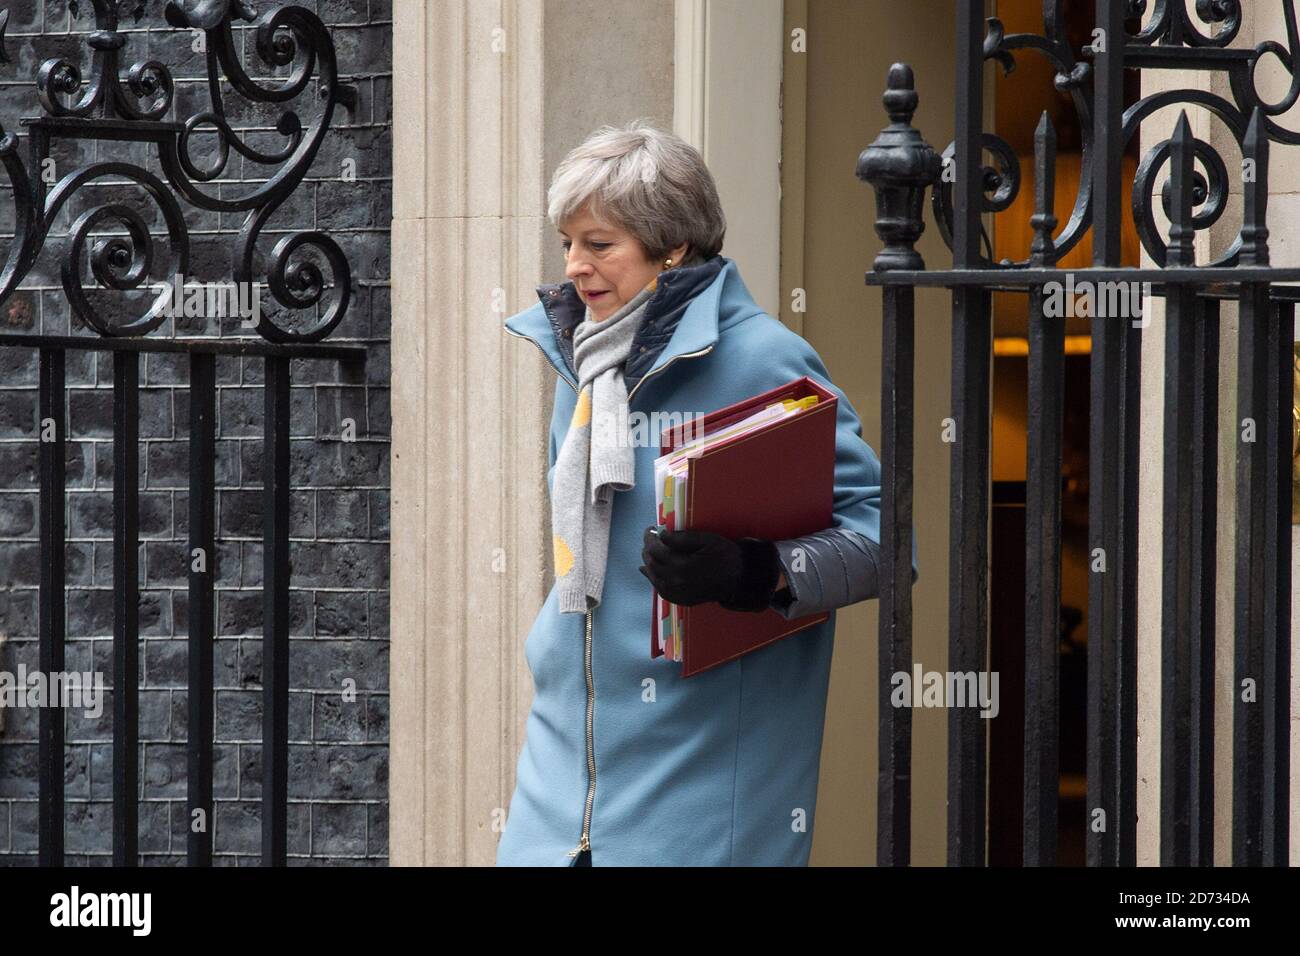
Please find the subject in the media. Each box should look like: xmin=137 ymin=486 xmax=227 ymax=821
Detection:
xmin=769 ymin=528 xmax=885 ymax=620
xmin=735 ymin=318 xmax=917 ymax=619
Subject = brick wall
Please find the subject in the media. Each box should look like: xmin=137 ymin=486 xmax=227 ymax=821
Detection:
xmin=0 ymin=0 xmax=391 ymax=865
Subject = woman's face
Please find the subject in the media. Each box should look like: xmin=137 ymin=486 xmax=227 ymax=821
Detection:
xmin=559 ymin=204 xmax=687 ymax=321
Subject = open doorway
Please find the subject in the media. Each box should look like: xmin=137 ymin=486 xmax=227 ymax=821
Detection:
xmin=986 ymin=0 xmax=1142 ymax=865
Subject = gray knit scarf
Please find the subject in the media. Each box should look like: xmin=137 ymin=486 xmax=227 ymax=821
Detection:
xmin=552 ymin=284 xmax=656 ymax=614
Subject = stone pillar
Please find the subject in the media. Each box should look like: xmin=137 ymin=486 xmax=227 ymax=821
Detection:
xmin=389 ymin=0 xmax=673 ymax=866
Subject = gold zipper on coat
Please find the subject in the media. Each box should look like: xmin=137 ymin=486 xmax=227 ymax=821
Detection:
xmin=626 ymin=344 xmax=716 ymax=403
xmin=504 ymin=325 xmax=578 ymax=393
xmin=568 ymin=608 xmax=596 ymax=860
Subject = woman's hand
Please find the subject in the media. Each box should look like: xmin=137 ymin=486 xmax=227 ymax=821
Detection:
xmin=639 ymin=526 xmax=782 ymax=612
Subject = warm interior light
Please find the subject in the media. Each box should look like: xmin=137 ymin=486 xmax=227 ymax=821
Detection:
xmin=992 ymin=334 xmax=1092 ymax=356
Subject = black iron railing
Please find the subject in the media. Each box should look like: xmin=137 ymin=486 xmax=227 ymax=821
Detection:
xmin=858 ymin=0 xmax=1293 ymax=866
xmin=3 ymin=0 xmax=364 ymax=865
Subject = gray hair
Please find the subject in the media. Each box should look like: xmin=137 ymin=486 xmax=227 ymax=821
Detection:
xmin=547 ymin=119 xmax=726 ymax=266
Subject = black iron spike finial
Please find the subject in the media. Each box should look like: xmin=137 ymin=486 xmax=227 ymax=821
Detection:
xmin=1030 ymin=111 xmax=1058 ymax=267
xmin=1165 ymin=111 xmax=1196 ymax=267
xmin=856 ymin=63 xmax=942 ymax=272
xmin=1240 ymin=104 xmax=1270 ymax=267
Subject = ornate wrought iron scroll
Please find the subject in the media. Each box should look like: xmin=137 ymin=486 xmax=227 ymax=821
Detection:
xmin=933 ymin=0 xmax=1300 ymax=270
xmin=0 ymin=0 xmax=355 ymax=342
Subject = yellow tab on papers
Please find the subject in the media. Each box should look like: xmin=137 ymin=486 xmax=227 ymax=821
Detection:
xmin=781 ymin=395 xmax=819 ymax=412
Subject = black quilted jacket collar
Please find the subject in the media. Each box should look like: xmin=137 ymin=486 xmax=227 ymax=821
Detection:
xmin=533 ymin=254 xmax=726 ymax=391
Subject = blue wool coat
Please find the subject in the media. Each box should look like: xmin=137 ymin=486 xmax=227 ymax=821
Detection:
xmin=498 ymin=256 xmax=891 ymax=866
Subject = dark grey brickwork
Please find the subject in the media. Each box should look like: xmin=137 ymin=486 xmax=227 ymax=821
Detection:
xmin=0 ymin=0 xmax=391 ymax=865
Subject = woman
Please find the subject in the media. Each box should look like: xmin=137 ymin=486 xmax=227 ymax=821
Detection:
xmin=499 ymin=120 xmax=892 ymax=867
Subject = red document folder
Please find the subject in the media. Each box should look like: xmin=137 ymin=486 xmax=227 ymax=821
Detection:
xmin=650 ymin=375 xmax=837 ymax=677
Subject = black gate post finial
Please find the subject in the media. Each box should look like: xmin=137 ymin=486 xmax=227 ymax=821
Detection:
xmin=1239 ymin=105 xmax=1270 ymax=267
xmin=856 ymin=63 xmax=942 ymax=273
xmin=1030 ymin=111 xmax=1059 ymax=268
xmin=1165 ymin=111 xmax=1197 ymax=268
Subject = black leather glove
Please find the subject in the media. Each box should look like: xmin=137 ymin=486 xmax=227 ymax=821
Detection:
xmin=639 ymin=525 xmax=782 ymax=612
